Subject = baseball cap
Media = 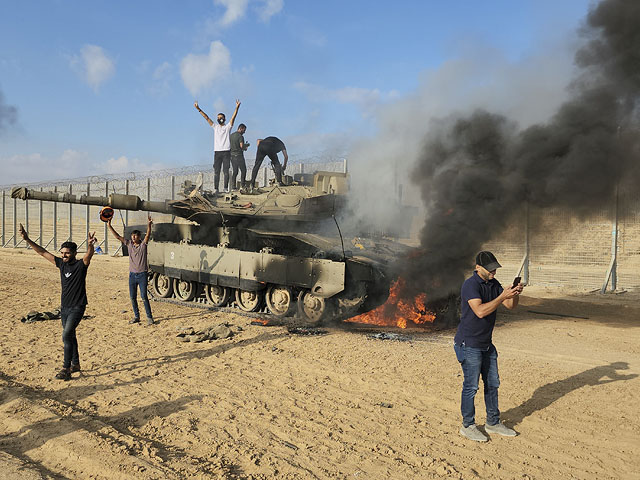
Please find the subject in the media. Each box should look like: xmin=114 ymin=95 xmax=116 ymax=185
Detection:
xmin=476 ymin=251 xmax=501 ymax=271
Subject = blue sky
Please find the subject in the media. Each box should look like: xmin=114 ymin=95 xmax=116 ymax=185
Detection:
xmin=0 ymin=0 xmax=593 ymax=185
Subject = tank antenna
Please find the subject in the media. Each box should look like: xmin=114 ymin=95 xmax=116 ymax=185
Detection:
xmin=332 ymin=214 xmax=346 ymax=262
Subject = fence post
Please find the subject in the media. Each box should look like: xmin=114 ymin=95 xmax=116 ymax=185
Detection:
xmin=343 ymin=158 xmax=348 ymax=174
xmin=518 ymin=202 xmax=530 ymax=284
xmin=13 ymin=195 xmax=17 ymax=247
xmin=601 ymin=187 xmax=619 ymax=293
xmin=147 ymin=177 xmax=151 ymax=201
xmin=53 ymin=186 xmax=57 ymax=250
xmin=24 ymin=195 xmax=29 ymax=247
xmin=125 ymin=179 xmax=129 ymax=228
xmin=104 ymin=181 xmax=109 ymax=254
xmin=263 ymin=166 xmax=268 ymax=187
xmin=39 ymin=187 xmax=43 ymax=245
xmin=68 ymin=184 xmax=73 ymax=243
xmin=171 ymin=175 xmax=176 ymax=222
xmin=85 ymin=182 xmax=90 ymax=248
xmin=1 ymin=190 xmax=4 ymax=246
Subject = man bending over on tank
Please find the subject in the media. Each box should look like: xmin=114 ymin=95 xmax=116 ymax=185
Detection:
xmin=19 ymin=223 xmax=96 ymax=381
xmin=107 ymin=215 xmax=154 ymax=325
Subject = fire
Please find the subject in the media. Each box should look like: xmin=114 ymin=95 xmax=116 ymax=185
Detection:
xmin=347 ymin=277 xmax=436 ymax=328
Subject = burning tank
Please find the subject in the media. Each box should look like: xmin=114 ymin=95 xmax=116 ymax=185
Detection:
xmin=12 ymin=172 xmax=412 ymax=324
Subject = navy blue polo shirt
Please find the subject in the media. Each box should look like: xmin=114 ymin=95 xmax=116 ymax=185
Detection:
xmin=454 ymin=271 xmax=503 ymax=349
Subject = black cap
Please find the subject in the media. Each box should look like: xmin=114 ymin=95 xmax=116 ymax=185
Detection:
xmin=476 ymin=251 xmax=501 ymax=271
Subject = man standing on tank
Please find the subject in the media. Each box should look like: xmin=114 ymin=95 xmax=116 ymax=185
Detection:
xmin=194 ymin=99 xmax=241 ymax=193
xmin=229 ymin=123 xmax=249 ymax=191
xmin=107 ymin=215 xmax=154 ymax=325
xmin=248 ymin=136 xmax=288 ymax=190
xmin=454 ymin=251 xmax=524 ymax=442
xmin=18 ymin=223 xmax=96 ymax=381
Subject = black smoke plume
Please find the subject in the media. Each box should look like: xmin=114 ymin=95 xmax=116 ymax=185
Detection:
xmin=0 ymin=87 xmax=18 ymax=136
xmin=405 ymin=0 xmax=640 ymax=301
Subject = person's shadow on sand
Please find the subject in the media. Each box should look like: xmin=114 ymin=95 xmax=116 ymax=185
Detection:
xmin=502 ymin=361 xmax=637 ymax=426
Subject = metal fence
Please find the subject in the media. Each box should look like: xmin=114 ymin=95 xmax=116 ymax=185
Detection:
xmin=2 ymin=160 xmax=639 ymax=293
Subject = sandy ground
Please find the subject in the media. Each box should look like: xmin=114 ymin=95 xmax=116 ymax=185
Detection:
xmin=0 ymin=248 xmax=638 ymax=480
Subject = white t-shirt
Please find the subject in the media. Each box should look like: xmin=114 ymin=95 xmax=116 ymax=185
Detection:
xmin=213 ymin=123 xmax=233 ymax=151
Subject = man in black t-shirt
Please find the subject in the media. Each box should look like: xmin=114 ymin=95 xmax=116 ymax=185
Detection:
xmin=19 ymin=223 xmax=96 ymax=381
xmin=229 ymin=123 xmax=249 ymax=191
xmin=248 ymin=136 xmax=288 ymax=189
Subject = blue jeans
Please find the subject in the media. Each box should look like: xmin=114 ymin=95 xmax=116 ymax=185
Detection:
xmin=454 ymin=342 xmax=500 ymax=427
xmin=61 ymin=305 xmax=85 ymax=368
xmin=129 ymin=272 xmax=153 ymax=320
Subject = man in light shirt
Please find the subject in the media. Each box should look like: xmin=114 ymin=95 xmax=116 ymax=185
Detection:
xmin=194 ymin=99 xmax=241 ymax=193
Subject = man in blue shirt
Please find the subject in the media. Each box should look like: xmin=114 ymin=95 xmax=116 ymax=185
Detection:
xmin=454 ymin=251 xmax=524 ymax=442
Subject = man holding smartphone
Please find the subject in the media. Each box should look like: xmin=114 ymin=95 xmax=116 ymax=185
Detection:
xmin=454 ymin=251 xmax=524 ymax=442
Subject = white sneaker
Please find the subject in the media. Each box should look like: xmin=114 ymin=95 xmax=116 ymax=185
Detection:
xmin=485 ymin=422 xmax=517 ymax=437
xmin=459 ymin=424 xmax=488 ymax=442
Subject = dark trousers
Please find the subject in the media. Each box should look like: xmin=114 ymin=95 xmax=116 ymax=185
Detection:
xmin=213 ymin=150 xmax=231 ymax=190
xmin=129 ymin=272 xmax=153 ymax=320
xmin=61 ymin=305 xmax=85 ymax=368
xmin=231 ymin=153 xmax=247 ymax=189
xmin=249 ymin=149 xmax=283 ymax=186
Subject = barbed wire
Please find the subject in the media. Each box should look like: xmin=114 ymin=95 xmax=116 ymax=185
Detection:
xmin=0 ymin=152 xmax=348 ymax=190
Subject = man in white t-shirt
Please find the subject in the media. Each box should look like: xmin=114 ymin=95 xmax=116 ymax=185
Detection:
xmin=194 ymin=99 xmax=241 ymax=193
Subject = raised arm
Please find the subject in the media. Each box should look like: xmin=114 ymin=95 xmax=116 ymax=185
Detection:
xmin=229 ymin=99 xmax=241 ymax=127
xmin=107 ymin=218 xmax=125 ymax=244
xmin=143 ymin=215 xmax=153 ymax=244
xmin=194 ymin=101 xmax=214 ymax=127
xmin=83 ymin=232 xmax=96 ymax=266
xmin=468 ymin=285 xmax=520 ymax=318
xmin=19 ymin=223 xmax=56 ymax=265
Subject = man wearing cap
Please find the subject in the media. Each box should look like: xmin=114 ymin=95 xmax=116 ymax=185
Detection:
xmin=18 ymin=223 xmax=96 ymax=381
xmin=107 ymin=215 xmax=154 ymax=325
xmin=454 ymin=251 xmax=524 ymax=442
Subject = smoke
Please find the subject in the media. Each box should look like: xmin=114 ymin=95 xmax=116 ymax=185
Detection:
xmin=0 ymin=87 xmax=18 ymax=136
xmin=402 ymin=0 xmax=640 ymax=300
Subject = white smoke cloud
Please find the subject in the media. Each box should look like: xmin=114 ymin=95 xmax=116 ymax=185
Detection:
xmin=69 ymin=45 xmax=115 ymax=92
xmin=180 ymin=41 xmax=232 ymax=96
xmin=104 ymin=155 xmax=167 ymax=174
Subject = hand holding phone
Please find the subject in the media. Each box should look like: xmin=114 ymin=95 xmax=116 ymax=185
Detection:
xmin=511 ymin=276 xmax=522 ymax=289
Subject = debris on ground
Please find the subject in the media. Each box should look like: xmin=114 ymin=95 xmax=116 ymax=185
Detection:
xmin=366 ymin=332 xmax=411 ymax=342
xmin=377 ymin=402 xmax=393 ymax=408
xmin=20 ymin=309 xmax=61 ymax=323
xmin=287 ymin=326 xmax=328 ymax=336
xmin=176 ymin=323 xmax=235 ymax=342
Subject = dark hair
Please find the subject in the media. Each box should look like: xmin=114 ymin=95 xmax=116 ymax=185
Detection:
xmin=238 ymin=123 xmax=246 ymax=130
xmin=60 ymin=241 xmax=77 ymax=252
xmin=131 ymin=230 xmax=142 ymax=236
xmin=217 ymin=113 xmax=225 ymax=118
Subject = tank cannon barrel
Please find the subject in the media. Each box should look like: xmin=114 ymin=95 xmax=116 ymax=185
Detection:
xmin=11 ymin=187 xmax=174 ymax=215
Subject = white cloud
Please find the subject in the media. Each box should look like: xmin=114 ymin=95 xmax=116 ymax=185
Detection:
xmin=0 ymin=150 xmax=168 ymax=185
xmin=214 ymin=0 xmax=249 ymax=26
xmin=69 ymin=45 xmax=115 ymax=92
xmin=257 ymin=0 xmax=283 ymax=22
xmin=180 ymin=41 xmax=232 ymax=96
xmin=104 ymin=156 xmax=167 ymax=175
xmin=212 ymin=0 xmax=282 ymax=27
xmin=149 ymin=61 xmax=173 ymax=97
xmin=293 ymin=81 xmax=395 ymax=117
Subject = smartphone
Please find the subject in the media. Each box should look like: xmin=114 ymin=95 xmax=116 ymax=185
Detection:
xmin=511 ymin=276 xmax=522 ymax=289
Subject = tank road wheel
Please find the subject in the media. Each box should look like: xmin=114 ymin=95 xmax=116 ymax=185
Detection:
xmin=298 ymin=290 xmax=334 ymax=325
xmin=205 ymin=285 xmax=231 ymax=307
xmin=174 ymin=279 xmax=197 ymax=302
xmin=265 ymin=285 xmax=295 ymax=317
xmin=235 ymin=289 xmax=263 ymax=312
xmin=152 ymin=274 xmax=174 ymax=298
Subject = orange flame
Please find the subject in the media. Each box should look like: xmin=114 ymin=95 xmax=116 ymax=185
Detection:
xmin=347 ymin=277 xmax=436 ymax=328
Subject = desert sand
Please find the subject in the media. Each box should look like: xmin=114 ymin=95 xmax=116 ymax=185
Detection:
xmin=0 ymin=248 xmax=638 ymax=479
